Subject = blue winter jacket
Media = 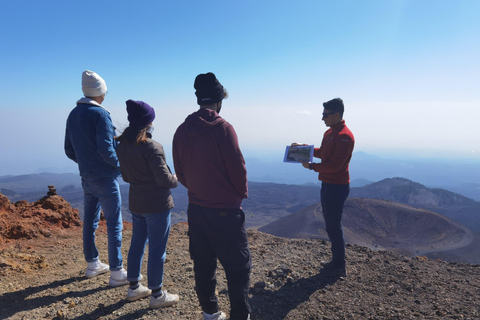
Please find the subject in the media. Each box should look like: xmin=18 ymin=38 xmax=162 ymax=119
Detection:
xmin=64 ymin=98 xmax=120 ymax=178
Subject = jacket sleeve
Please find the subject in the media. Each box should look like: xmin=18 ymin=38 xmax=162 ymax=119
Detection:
xmin=117 ymin=145 xmax=131 ymax=183
xmin=64 ymin=124 xmax=77 ymax=163
xmin=172 ymin=128 xmax=187 ymax=188
xmin=221 ymin=124 xmax=248 ymax=199
xmin=95 ymin=112 xmax=120 ymax=170
xmin=147 ymin=142 xmax=178 ymax=189
xmin=314 ymin=134 xmax=354 ymax=173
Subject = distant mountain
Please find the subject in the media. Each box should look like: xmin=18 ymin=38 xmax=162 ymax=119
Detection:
xmin=350 ymin=177 xmax=480 ymax=233
xmin=349 ymin=152 xmax=480 ymax=187
xmin=2 ymin=174 xmax=479 ymax=232
xmin=3 ymin=173 xmax=480 ymax=264
xmin=1 ymin=176 xmax=321 ymax=228
xmin=438 ymin=183 xmax=480 ymax=202
xmin=245 ymin=151 xmax=480 ymax=192
xmin=350 ymin=178 xmax=373 ymax=187
xmin=259 ymin=198 xmax=480 ymax=264
xmin=0 ymin=173 xmax=82 ymax=194
xmin=150 ymin=182 xmax=321 ymax=228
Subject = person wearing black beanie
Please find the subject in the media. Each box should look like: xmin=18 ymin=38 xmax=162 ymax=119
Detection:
xmin=194 ymin=72 xmax=226 ymax=106
xmin=173 ymin=73 xmax=251 ymax=320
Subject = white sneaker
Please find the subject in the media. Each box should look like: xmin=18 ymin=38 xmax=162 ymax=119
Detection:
xmin=149 ymin=290 xmax=179 ymax=308
xmin=126 ymin=284 xmax=151 ymax=301
xmin=109 ymin=268 xmax=129 ymax=287
xmin=85 ymin=260 xmax=109 ymax=278
xmin=203 ymin=311 xmax=227 ymax=320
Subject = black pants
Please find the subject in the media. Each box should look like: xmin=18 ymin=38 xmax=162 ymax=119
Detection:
xmin=187 ymin=203 xmax=252 ymax=320
xmin=321 ymin=182 xmax=350 ymax=267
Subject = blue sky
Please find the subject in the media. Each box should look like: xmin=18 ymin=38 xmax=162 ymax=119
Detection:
xmin=0 ymin=0 xmax=479 ymax=175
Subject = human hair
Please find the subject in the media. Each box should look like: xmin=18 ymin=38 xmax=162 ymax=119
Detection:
xmin=198 ymin=89 xmax=229 ymax=107
xmin=115 ymin=124 xmax=151 ymax=145
xmin=323 ymin=98 xmax=344 ymax=118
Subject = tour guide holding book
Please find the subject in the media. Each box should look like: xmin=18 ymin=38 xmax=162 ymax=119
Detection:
xmin=292 ymin=97 xmax=355 ymax=277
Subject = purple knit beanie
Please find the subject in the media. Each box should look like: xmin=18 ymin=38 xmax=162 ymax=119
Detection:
xmin=126 ymin=99 xmax=156 ymax=128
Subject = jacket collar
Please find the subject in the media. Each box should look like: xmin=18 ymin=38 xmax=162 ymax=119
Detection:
xmin=76 ymin=97 xmax=111 ymax=114
xmin=331 ymin=119 xmax=345 ymax=132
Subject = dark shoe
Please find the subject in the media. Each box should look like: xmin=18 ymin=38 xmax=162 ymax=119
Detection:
xmin=320 ymin=264 xmax=346 ymax=277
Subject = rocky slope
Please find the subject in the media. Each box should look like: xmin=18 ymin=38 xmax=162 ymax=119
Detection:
xmin=350 ymin=177 xmax=480 ymax=233
xmin=0 ymin=192 xmax=81 ymax=250
xmin=259 ymin=198 xmax=480 ymax=264
xmin=0 ymin=193 xmax=479 ymax=320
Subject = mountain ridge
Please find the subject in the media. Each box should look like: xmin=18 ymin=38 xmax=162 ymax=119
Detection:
xmin=1 ymin=174 xmax=479 ymax=263
xmin=259 ymin=197 xmax=480 ymax=264
xmin=350 ymin=177 xmax=480 ymax=233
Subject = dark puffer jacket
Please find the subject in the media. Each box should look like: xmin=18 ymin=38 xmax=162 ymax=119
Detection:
xmin=117 ymin=139 xmax=178 ymax=214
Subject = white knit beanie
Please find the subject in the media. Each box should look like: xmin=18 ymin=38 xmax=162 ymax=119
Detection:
xmin=82 ymin=70 xmax=107 ymax=97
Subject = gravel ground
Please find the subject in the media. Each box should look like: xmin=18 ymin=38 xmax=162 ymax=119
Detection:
xmin=1 ymin=221 xmax=479 ymax=320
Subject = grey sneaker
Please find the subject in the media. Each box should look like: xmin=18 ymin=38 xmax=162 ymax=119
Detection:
xmin=149 ymin=290 xmax=179 ymax=309
xmin=109 ymin=268 xmax=129 ymax=287
xmin=203 ymin=311 xmax=227 ymax=320
xmin=85 ymin=260 xmax=109 ymax=278
xmin=126 ymin=284 xmax=151 ymax=301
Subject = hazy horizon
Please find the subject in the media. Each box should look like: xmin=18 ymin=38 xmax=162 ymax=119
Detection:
xmin=2 ymin=150 xmax=480 ymax=192
xmin=2 ymin=149 xmax=479 ymax=175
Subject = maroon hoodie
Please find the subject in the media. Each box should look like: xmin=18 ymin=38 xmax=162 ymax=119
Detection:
xmin=172 ymin=108 xmax=248 ymax=209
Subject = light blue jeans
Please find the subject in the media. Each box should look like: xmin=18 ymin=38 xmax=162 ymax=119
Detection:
xmin=81 ymin=177 xmax=124 ymax=271
xmin=127 ymin=210 xmax=171 ymax=290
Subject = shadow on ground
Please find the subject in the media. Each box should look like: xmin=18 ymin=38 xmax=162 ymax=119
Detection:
xmin=249 ymin=273 xmax=340 ymax=319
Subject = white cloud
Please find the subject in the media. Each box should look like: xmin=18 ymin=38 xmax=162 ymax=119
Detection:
xmin=296 ymin=110 xmax=312 ymax=116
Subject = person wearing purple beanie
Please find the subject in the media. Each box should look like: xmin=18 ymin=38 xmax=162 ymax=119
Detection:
xmin=116 ymin=100 xmax=180 ymax=309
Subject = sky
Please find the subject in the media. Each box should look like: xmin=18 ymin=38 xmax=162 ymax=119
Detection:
xmin=0 ymin=0 xmax=479 ymax=176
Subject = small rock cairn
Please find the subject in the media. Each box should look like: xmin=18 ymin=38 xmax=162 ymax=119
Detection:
xmin=47 ymin=185 xmax=57 ymax=196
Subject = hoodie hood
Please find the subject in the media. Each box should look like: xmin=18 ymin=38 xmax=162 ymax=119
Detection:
xmin=185 ymin=108 xmax=226 ymax=137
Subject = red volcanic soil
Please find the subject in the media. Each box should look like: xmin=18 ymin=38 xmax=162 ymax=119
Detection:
xmin=0 ymin=193 xmax=82 ymax=250
xmin=0 ymin=192 xmax=132 ymax=275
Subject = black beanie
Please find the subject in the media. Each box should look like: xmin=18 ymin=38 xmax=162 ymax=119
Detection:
xmin=194 ymin=72 xmax=225 ymax=105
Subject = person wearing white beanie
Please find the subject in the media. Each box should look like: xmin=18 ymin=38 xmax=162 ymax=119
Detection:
xmin=65 ymin=70 xmax=131 ymax=287
xmin=82 ymin=70 xmax=108 ymax=98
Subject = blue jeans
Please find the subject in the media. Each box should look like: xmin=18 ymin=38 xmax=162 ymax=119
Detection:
xmin=321 ymin=182 xmax=350 ymax=267
xmin=82 ymin=177 xmax=123 ymax=271
xmin=127 ymin=210 xmax=171 ymax=290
